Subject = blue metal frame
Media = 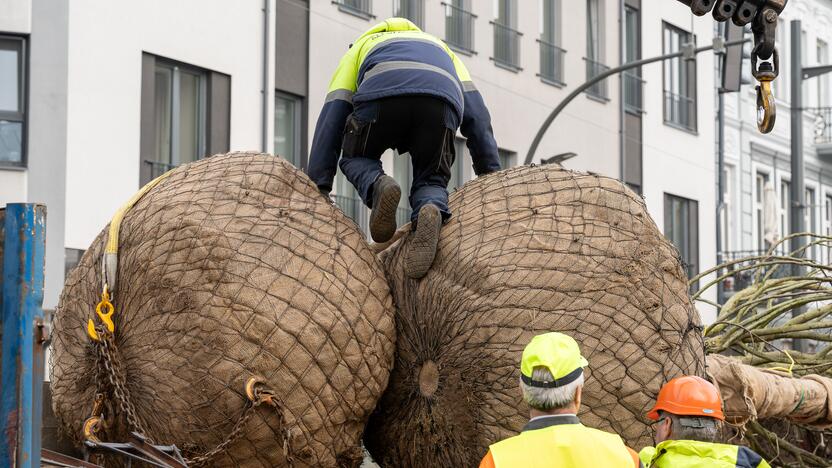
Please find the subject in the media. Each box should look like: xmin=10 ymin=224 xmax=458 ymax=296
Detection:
xmin=0 ymin=204 xmax=47 ymax=467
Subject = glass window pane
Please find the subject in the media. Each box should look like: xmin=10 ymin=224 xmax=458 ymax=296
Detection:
xmin=178 ymin=70 xmax=201 ymax=164
xmin=0 ymin=120 xmax=23 ymax=162
xmin=274 ymin=95 xmax=297 ymax=166
xmin=154 ymin=66 xmax=173 ymax=166
xmin=0 ymin=47 xmax=19 ymax=112
xmin=586 ymin=0 xmax=600 ymax=59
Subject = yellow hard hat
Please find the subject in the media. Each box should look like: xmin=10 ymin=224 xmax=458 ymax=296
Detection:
xmin=520 ymin=332 xmax=589 ymax=388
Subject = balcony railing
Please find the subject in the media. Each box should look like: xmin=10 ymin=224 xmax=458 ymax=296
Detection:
xmin=537 ymin=39 xmax=565 ymax=85
xmin=663 ymin=91 xmax=696 ymax=131
xmin=334 ymin=194 xmax=372 ymax=236
xmin=718 ymin=249 xmax=792 ymax=295
xmin=143 ymin=160 xmax=177 ymax=182
xmin=583 ymin=58 xmax=610 ymax=100
xmin=396 ymin=206 xmax=412 ymax=227
xmin=812 ymin=107 xmax=832 ymax=144
xmin=490 ymin=21 xmax=522 ymax=71
xmin=335 ymin=194 xmax=361 ymax=225
xmin=623 ymin=72 xmax=645 ymax=114
xmin=442 ymin=2 xmax=476 ymax=54
xmin=393 ymin=0 xmax=424 ymax=28
xmin=334 ymin=0 xmax=374 ymax=19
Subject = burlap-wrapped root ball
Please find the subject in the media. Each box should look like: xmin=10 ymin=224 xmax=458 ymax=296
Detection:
xmin=51 ymin=153 xmax=396 ymax=467
xmin=365 ymin=164 xmax=705 ymax=467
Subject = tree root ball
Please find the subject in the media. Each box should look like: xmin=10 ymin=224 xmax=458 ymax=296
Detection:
xmin=50 ymin=153 xmax=396 ymax=467
xmin=366 ymin=165 xmax=705 ymax=467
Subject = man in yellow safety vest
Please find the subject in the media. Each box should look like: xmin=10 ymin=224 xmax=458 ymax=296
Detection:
xmin=479 ymin=332 xmax=642 ymax=468
xmin=639 ymin=376 xmax=770 ymax=467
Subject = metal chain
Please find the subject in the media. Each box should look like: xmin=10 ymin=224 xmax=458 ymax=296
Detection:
xmin=91 ymin=325 xmax=294 ymax=466
xmin=94 ymin=324 xmax=152 ymax=440
xmin=185 ymin=386 xmax=295 ymax=467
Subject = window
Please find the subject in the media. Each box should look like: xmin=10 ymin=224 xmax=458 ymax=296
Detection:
xmin=335 ymin=168 xmax=365 ymax=230
xmin=491 ymin=0 xmax=522 ymax=71
xmin=664 ymin=194 xmax=699 ymax=291
xmin=802 ymin=30 xmax=809 ymax=101
xmin=393 ymin=152 xmax=412 ymax=225
xmin=65 ymin=248 xmax=85 ymax=278
xmin=755 ymin=172 xmax=770 ymax=250
xmin=499 ymin=148 xmax=515 ymax=169
xmin=775 ymin=19 xmax=788 ymax=101
xmin=393 ymin=0 xmax=424 ymax=28
xmin=444 ymin=0 xmax=476 ymax=55
xmin=663 ymin=23 xmax=697 ymax=131
xmin=151 ymin=60 xmax=206 ymax=179
xmin=720 ymin=165 xmax=734 ymax=253
xmin=585 ymin=0 xmax=608 ymax=99
xmin=825 ymin=194 xmax=832 ymax=264
xmin=624 ymin=6 xmax=643 ymax=113
xmin=275 ymin=92 xmax=302 ymax=167
xmin=140 ymin=53 xmax=230 ymax=185
xmin=817 ymin=40 xmax=830 ymax=107
xmin=538 ymin=0 xmax=565 ymax=85
xmin=450 ymin=138 xmax=468 ymax=190
xmin=780 ymin=179 xmax=790 ymax=253
xmin=0 ymin=36 xmax=25 ymax=166
xmin=806 ymin=187 xmax=817 ymax=259
xmin=335 ymin=0 xmax=374 ymax=20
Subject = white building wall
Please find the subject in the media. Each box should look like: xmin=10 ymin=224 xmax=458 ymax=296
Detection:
xmin=63 ymin=0 xmax=269 ymax=249
xmin=0 ymin=0 xmax=30 ymax=33
xmin=308 ymin=0 xmax=622 ymax=188
xmin=309 ymin=0 xmax=718 ymax=320
xmin=641 ymin=2 xmax=718 ymax=321
xmin=0 ymin=0 xmax=30 ymax=207
xmin=722 ymin=0 xmax=832 ymax=262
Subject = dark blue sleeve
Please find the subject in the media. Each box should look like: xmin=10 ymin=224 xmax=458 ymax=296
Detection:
xmin=736 ymin=447 xmax=766 ymax=468
xmin=307 ymin=99 xmax=354 ymax=193
xmin=460 ymin=89 xmax=501 ymax=175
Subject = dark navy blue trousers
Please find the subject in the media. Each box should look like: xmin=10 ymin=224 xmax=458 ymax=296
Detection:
xmin=338 ymin=95 xmax=459 ymax=222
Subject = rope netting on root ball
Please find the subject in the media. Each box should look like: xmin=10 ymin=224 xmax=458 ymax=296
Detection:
xmin=693 ymin=234 xmax=832 ymax=466
xmin=365 ymin=165 xmax=706 ymax=467
xmin=50 ymin=153 xmax=396 ymax=467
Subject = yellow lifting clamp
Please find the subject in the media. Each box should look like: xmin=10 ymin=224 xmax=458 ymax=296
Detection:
xmin=86 ymin=171 xmax=174 ymax=342
xmin=245 ymin=376 xmax=277 ymax=407
xmin=87 ymin=286 xmax=115 ymax=341
xmin=83 ymin=393 xmax=107 ymax=442
xmin=753 ymin=48 xmax=779 ymax=134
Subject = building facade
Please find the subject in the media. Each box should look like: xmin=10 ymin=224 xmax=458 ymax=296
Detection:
xmin=1 ymin=0 xmax=719 ymax=318
xmin=1 ymin=0 xmax=272 ymax=309
xmin=719 ymin=0 xmax=832 ymax=299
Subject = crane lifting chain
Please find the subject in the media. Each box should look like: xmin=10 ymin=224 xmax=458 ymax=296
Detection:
xmin=677 ymin=0 xmax=787 ymax=133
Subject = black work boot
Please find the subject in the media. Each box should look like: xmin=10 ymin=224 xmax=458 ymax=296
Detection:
xmin=369 ymin=175 xmax=401 ymax=243
xmin=405 ymin=204 xmax=443 ymax=279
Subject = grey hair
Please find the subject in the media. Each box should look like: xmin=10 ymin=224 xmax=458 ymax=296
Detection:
xmin=520 ymin=367 xmax=584 ymax=411
xmin=661 ymin=411 xmax=720 ymax=443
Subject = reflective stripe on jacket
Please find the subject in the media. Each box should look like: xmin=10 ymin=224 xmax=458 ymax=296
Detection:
xmin=639 ymin=439 xmax=771 ymax=468
xmin=308 ymin=17 xmax=500 ymax=192
xmin=486 ymin=415 xmax=639 ymax=468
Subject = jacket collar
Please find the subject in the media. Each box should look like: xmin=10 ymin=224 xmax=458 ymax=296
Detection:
xmin=522 ymin=414 xmax=581 ymax=432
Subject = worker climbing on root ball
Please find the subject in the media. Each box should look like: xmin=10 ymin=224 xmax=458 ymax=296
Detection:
xmin=480 ymin=332 xmax=642 ymax=468
xmin=639 ymin=376 xmax=770 ymax=468
xmin=307 ymin=17 xmax=501 ymax=279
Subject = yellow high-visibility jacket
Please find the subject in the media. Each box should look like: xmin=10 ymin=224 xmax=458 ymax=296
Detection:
xmin=482 ymin=415 xmax=641 ymax=468
xmin=307 ymin=17 xmax=500 ymax=192
xmin=639 ymin=439 xmax=771 ymax=468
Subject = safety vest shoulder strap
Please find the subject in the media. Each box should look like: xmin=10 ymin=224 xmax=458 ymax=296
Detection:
xmin=489 ymin=423 xmax=635 ymax=468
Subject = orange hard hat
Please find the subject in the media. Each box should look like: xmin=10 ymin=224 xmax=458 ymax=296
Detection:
xmin=647 ymin=376 xmax=724 ymax=421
